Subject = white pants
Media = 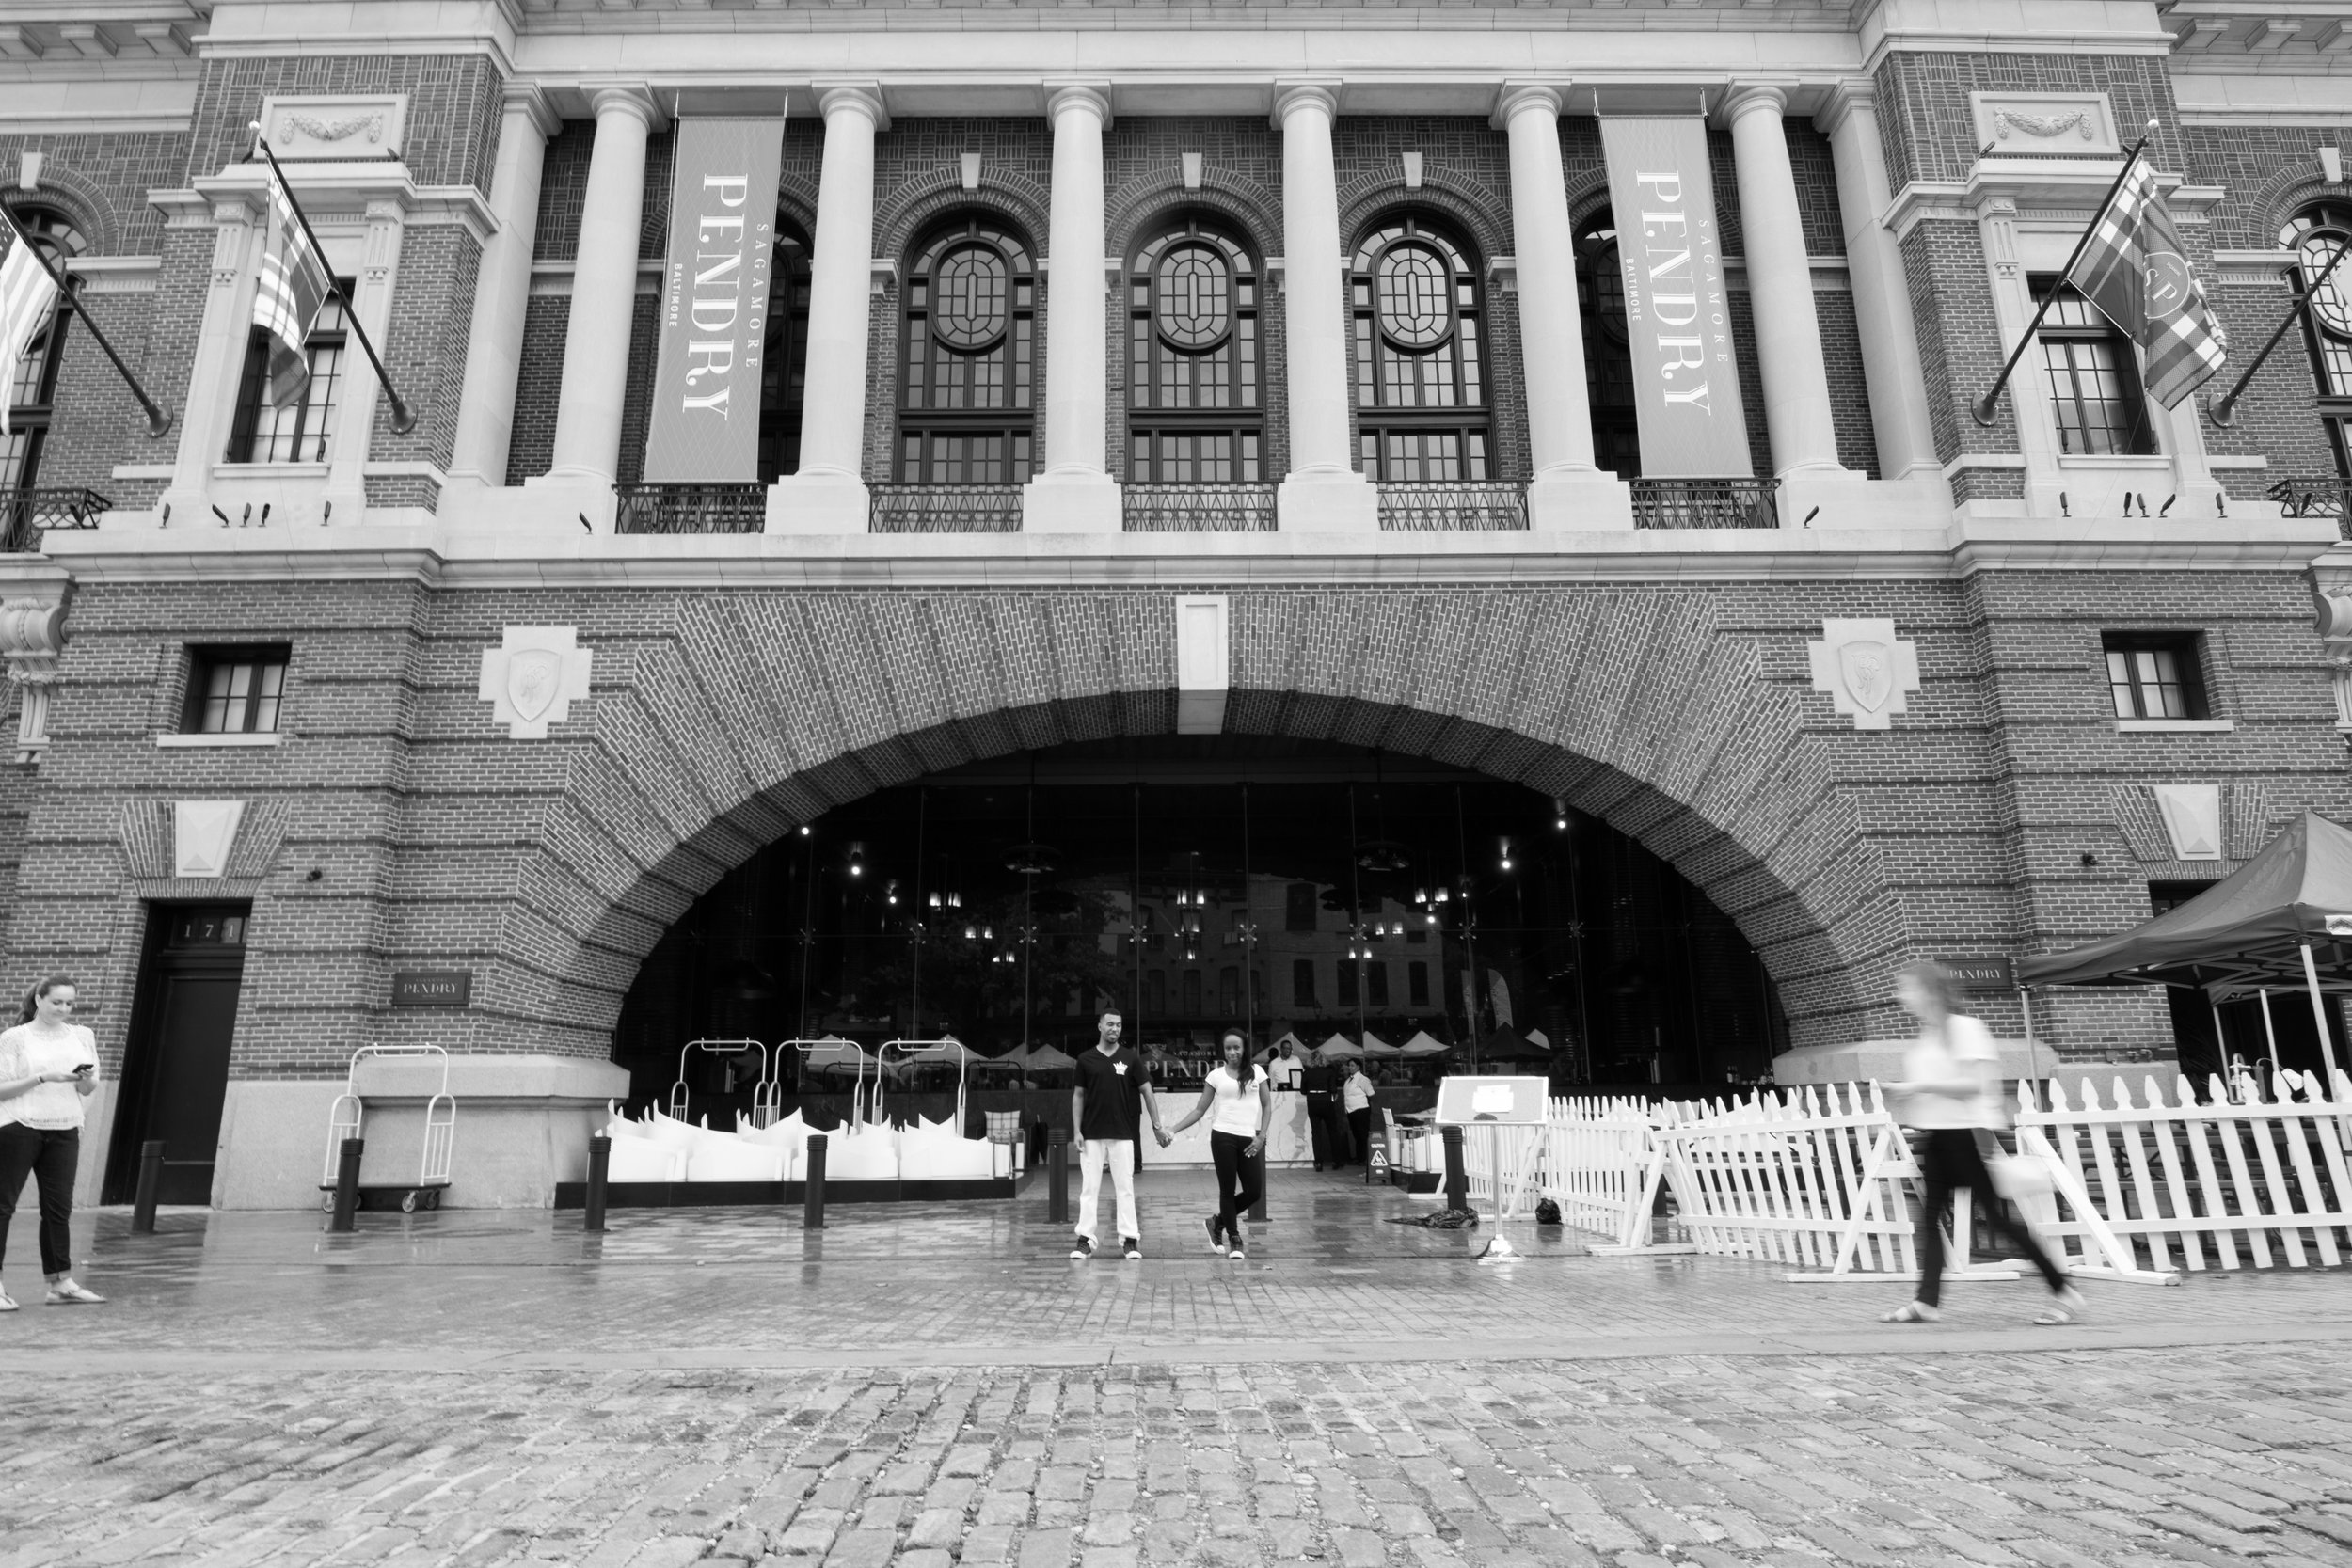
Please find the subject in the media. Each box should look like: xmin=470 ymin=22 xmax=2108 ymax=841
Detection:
xmin=1075 ymin=1137 xmax=1137 ymax=1243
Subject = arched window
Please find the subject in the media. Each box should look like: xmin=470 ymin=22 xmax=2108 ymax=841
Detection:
xmin=1127 ymin=218 xmax=1262 ymax=483
xmin=1574 ymin=206 xmax=1641 ymax=480
xmin=898 ymin=217 xmax=1035 ymax=483
xmin=2282 ymin=202 xmax=2352 ymax=473
xmin=1349 ymin=215 xmax=1489 ymax=481
xmin=2 ymin=205 xmax=87 ymax=494
xmin=758 ymin=218 xmax=812 ymax=482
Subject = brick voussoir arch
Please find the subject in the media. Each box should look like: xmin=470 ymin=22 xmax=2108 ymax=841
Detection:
xmin=516 ymin=590 xmax=1883 ymax=1055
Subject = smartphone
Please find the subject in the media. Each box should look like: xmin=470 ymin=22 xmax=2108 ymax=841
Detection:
xmin=72 ymin=1064 xmax=93 ymax=1079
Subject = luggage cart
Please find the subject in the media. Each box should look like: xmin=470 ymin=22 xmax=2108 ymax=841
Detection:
xmin=320 ymin=1045 xmax=456 ymax=1213
xmin=669 ymin=1038 xmax=774 ymax=1129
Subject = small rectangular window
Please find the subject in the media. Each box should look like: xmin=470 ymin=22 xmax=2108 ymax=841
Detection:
xmin=228 ymin=289 xmax=352 ymax=465
xmin=183 ymin=645 xmax=291 ymax=735
xmin=1145 ymin=969 xmax=1166 ymax=1017
xmin=1408 ymin=961 xmax=1430 ymax=1007
xmin=1292 ymin=958 xmax=1317 ymax=1007
xmin=1336 ymin=961 xmax=1359 ymax=1008
xmin=1219 ymin=966 xmax=1239 ymax=1017
xmin=2032 ymin=277 xmax=2155 ymax=456
xmin=1367 ymin=963 xmax=1390 ymax=1008
xmin=1285 ymin=882 xmax=1318 ymax=933
xmin=1182 ymin=969 xmax=1202 ymax=1016
xmin=2102 ymin=632 xmax=2207 ymax=720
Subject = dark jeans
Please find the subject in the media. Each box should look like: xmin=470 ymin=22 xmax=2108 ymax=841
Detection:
xmin=1209 ymin=1130 xmax=1263 ymax=1239
xmin=1347 ymin=1107 xmax=1373 ymax=1165
xmin=1914 ymin=1127 xmax=2066 ymax=1307
xmin=0 ymin=1123 xmax=80 ymax=1280
xmin=1307 ymin=1095 xmax=1352 ymax=1166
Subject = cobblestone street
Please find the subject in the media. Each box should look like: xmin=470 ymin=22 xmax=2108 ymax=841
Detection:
xmin=6 ymin=1170 xmax=2351 ymax=1568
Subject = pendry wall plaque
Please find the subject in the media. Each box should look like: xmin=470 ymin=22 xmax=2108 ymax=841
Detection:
xmin=478 ymin=627 xmax=593 ymax=741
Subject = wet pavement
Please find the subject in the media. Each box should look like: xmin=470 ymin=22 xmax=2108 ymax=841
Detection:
xmin=4 ymin=1168 xmax=2352 ymax=1565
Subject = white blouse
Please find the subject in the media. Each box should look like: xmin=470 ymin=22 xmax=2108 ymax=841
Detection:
xmin=0 ymin=1022 xmax=99 ymax=1131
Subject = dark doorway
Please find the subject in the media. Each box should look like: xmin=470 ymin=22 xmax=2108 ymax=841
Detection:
xmin=105 ymin=904 xmax=250 ymax=1204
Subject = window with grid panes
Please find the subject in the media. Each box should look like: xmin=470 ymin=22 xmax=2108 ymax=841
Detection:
xmin=1574 ymin=207 xmax=1643 ymax=479
xmin=183 ymin=646 xmax=291 ymax=735
xmin=2 ymin=206 xmax=87 ymax=497
xmin=2032 ymin=276 xmax=2154 ymax=456
xmin=1336 ymin=959 xmax=1359 ymax=1008
xmin=1126 ymin=218 xmax=1263 ymax=482
xmin=898 ymin=219 xmax=1034 ymax=483
xmin=2280 ymin=205 xmax=2352 ymax=475
xmin=758 ymin=222 xmax=813 ymax=482
xmin=228 ymin=287 xmax=351 ymax=464
xmin=1292 ymin=958 xmax=1317 ymax=1006
xmin=1350 ymin=216 xmax=1491 ymax=481
xmin=2102 ymin=632 xmax=2207 ymax=720
xmin=1408 ymin=961 xmax=1429 ymax=1007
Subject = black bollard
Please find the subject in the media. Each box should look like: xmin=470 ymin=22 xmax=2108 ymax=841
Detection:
xmin=329 ymin=1137 xmax=364 ymax=1232
xmin=1047 ymin=1126 xmax=1070 ymax=1225
xmin=583 ymin=1133 xmax=611 ymax=1232
xmin=130 ymin=1140 xmax=165 ymax=1234
xmin=803 ymin=1132 xmax=828 ymax=1230
xmin=1441 ymin=1125 xmax=1468 ymax=1213
xmin=1249 ymin=1144 xmax=1268 ymax=1224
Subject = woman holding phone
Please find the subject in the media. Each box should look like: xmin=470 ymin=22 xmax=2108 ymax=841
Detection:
xmin=1168 ymin=1030 xmax=1270 ymax=1258
xmin=0 ymin=974 xmax=105 ymax=1308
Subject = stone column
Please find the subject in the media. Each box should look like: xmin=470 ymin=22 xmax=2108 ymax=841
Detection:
xmin=1274 ymin=83 xmax=1376 ymax=532
xmin=321 ymin=197 xmax=407 ymax=525
xmin=769 ymin=84 xmax=885 ymax=534
xmin=530 ymin=83 xmax=660 ymax=529
xmin=155 ymin=197 xmax=262 ymax=529
xmin=1025 ymin=86 xmax=1119 ymax=532
xmin=1724 ymin=85 xmax=1855 ymax=494
xmin=1817 ymin=85 xmax=1944 ymax=498
xmin=1498 ymin=83 xmax=1633 ymax=531
xmin=446 ymin=82 xmax=561 ymax=510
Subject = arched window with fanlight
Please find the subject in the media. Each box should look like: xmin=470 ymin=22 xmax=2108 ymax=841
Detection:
xmin=1349 ymin=216 xmax=1490 ymax=481
xmin=2283 ymin=202 xmax=2352 ymax=474
xmin=1127 ymin=218 xmax=1263 ymax=482
xmin=1574 ymin=206 xmax=1642 ymax=480
xmin=898 ymin=217 xmax=1035 ymax=483
xmin=2 ymin=205 xmax=87 ymax=497
xmin=758 ymin=218 xmax=812 ymax=482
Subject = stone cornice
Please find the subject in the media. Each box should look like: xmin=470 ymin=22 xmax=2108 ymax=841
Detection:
xmin=1884 ymin=164 xmax=2202 ymax=243
xmin=170 ymin=166 xmax=500 ymax=245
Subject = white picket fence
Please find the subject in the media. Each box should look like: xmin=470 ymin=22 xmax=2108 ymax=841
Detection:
xmin=1488 ymin=1070 xmax=2352 ymax=1283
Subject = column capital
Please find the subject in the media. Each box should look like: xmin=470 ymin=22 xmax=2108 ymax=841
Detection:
xmin=816 ymin=82 xmax=890 ymax=133
xmin=583 ymin=82 xmax=663 ymax=133
xmin=501 ymin=79 xmax=563 ymax=141
xmin=1044 ymin=83 xmax=1113 ymax=130
xmin=1812 ymin=80 xmax=1879 ymax=138
xmin=1271 ymin=81 xmax=1341 ymax=131
xmin=1718 ymin=82 xmax=1795 ymax=127
xmin=1491 ymin=82 xmax=1565 ymax=131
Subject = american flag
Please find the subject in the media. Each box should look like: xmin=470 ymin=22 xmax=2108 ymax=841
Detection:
xmin=0 ymin=227 xmax=59 ymax=437
xmin=252 ymin=164 xmax=336 ymax=409
xmin=2068 ymin=156 xmax=2229 ymax=409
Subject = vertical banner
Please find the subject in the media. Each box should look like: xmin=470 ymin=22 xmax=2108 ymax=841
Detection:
xmin=1597 ymin=117 xmax=1753 ymax=478
xmin=643 ymin=116 xmax=786 ymax=483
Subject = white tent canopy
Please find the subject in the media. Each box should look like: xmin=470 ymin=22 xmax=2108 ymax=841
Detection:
xmin=1399 ymin=1031 xmax=1451 ymax=1057
xmin=1317 ymin=1032 xmax=1362 ymax=1060
xmin=1263 ymin=1031 xmax=1310 ymax=1062
xmin=1360 ymin=1031 xmax=1402 ymax=1058
xmin=1019 ymin=1044 xmax=1078 ymax=1072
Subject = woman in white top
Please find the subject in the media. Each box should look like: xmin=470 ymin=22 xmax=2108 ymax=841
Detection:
xmin=0 ymin=974 xmax=105 ymax=1309
xmin=1168 ymin=1030 xmax=1270 ymax=1258
xmin=1881 ymin=958 xmax=2077 ymax=1326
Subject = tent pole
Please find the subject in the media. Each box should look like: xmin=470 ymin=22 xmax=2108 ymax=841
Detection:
xmin=2209 ymin=995 xmax=2233 ymax=1101
xmin=2018 ymin=985 xmax=2042 ymax=1088
xmin=2299 ymin=942 xmax=2346 ymax=1090
xmin=2259 ymin=989 xmax=2282 ymax=1101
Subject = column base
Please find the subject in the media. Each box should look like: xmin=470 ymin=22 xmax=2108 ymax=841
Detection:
xmin=1526 ymin=473 xmax=1635 ymax=531
xmin=436 ymin=471 xmax=505 ymax=530
xmin=1023 ymin=472 xmax=1122 ymax=533
xmin=1277 ymin=471 xmax=1378 ymax=532
xmin=516 ymin=474 xmax=617 ymax=533
xmin=1772 ymin=469 xmax=1867 ymax=531
xmin=766 ymin=473 xmax=870 ymax=534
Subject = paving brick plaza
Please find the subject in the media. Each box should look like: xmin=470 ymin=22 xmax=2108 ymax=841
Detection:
xmin=5 ymin=1170 xmax=2350 ymax=1568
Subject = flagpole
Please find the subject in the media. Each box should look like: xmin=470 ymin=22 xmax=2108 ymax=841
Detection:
xmin=1970 ymin=125 xmax=2156 ymax=427
xmin=2207 ymin=234 xmax=2352 ymax=426
xmin=0 ymin=201 xmax=174 ymax=438
xmin=246 ymin=127 xmax=418 ymax=436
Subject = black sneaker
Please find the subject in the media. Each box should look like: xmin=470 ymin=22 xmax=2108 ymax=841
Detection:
xmin=1203 ymin=1215 xmax=1227 ymax=1256
xmin=1122 ymin=1237 xmax=1142 ymax=1260
xmin=1227 ymin=1235 xmax=1247 ymax=1259
xmin=1070 ymin=1235 xmax=1094 ymax=1259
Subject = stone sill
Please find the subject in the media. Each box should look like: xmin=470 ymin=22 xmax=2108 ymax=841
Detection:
xmin=154 ymin=732 xmax=283 ymax=748
xmin=2112 ymin=719 xmax=2235 ymax=733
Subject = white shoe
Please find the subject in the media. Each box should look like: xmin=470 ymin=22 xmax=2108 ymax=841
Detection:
xmin=0 ymin=1289 xmax=16 ymax=1312
xmin=46 ymin=1280 xmax=103 ymax=1305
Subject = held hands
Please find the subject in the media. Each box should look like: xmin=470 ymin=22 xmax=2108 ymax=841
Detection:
xmin=1154 ymin=1127 xmax=1172 ymax=1148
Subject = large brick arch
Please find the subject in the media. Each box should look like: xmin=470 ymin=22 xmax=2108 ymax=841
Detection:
xmin=466 ymin=589 xmax=1899 ymax=1063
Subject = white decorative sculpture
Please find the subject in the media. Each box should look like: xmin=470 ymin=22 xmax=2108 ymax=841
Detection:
xmin=174 ymin=800 xmax=247 ymax=878
xmin=1807 ymin=617 xmax=1922 ymax=731
xmin=2153 ymin=783 xmax=2224 ymax=861
xmin=0 ymin=595 xmax=68 ymax=763
xmin=478 ymin=626 xmax=593 ymax=740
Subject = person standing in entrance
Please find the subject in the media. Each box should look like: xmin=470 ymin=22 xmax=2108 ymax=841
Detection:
xmin=1342 ymin=1057 xmax=1376 ymax=1167
xmin=1880 ymin=958 xmax=2081 ymax=1326
xmin=0 ymin=975 xmax=105 ymax=1309
xmin=1070 ymin=1009 xmax=1170 ymax=1260
xmin=1169 ymin=1030 xmax=1269 ymax=1257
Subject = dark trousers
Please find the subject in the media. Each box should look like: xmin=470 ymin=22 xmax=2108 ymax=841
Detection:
xmin=1210 ymin=1130 xmax=1262 ymax=1238
xmin=1347 ymin=1107 xmax=1373 ymax=1165
xmin=1914 ymin=1127 xmax=2066 ymax=1307
xmin=1307 ymin=1095 xmax=1352 ymax=1166
xmin=0 ymin=1124 xmax=80 ymax=1280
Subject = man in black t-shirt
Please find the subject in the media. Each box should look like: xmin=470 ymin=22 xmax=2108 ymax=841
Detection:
xmin=1069 ymin=1009 xmax=1170 ymax=1260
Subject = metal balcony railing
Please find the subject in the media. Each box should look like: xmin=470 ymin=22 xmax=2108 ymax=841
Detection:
xmin=868 ymin=483 xmax=1024 ymax=533
xmin=1 ymin=487 xmax=110 ymax=554
xmin=1630 ymin=477 xmax=1780 ymax=531
xmin=1122 ymin=483 xmax=1278 ymax=532
xmin=1376 ymin=481 xmax=1529 ymax=531
xmin=2269 ymin=477 xmax=2352 ymax=538
xmin=612 ymin=483 xmax=765 ymax=535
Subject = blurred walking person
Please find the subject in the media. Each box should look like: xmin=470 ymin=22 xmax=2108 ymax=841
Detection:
xmin=1169 ymin=1030 xmax=1269 ymax=1257
xmin=0 ymin=974 xmax=104 ymax=1309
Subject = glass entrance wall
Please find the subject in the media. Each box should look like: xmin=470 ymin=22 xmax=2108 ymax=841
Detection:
xmin=612 ymin=738 xmax=1787 ymax=1107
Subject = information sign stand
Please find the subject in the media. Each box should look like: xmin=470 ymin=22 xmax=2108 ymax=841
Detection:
xmin=1433 ymin=1076 xmax=1551 ymax=1220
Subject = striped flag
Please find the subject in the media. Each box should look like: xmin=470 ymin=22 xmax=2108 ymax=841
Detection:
xmin=252 ymin=165 xmax=335 ymax=408
xmin=2068 ymin=157 xmax=2229 ymax=409
xmin=0 ymin=230 xmax=59 ymax=436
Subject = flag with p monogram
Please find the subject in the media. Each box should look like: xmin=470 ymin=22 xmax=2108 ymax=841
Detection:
xmin=0 ymin=229 xmax=59 ymax=437
xmin=251 ymin=165 xmax=335 ymax=408
xmin=2068 ymin=157 xmax=2229 ymax=408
